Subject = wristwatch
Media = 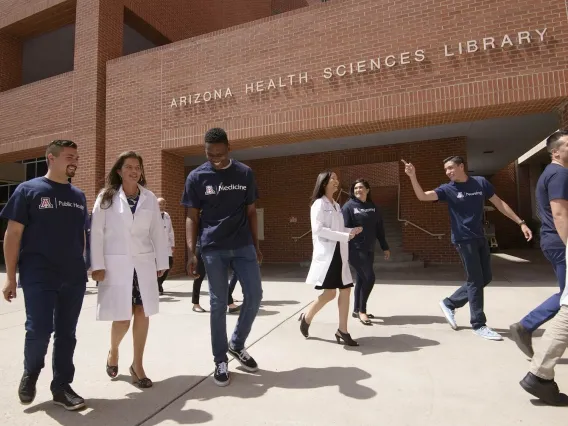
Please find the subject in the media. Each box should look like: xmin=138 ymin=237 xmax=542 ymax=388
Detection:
xmin=518 ymin=220 xmax=526 ymax=226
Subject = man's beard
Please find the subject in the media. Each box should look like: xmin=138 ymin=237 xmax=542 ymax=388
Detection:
xmin=66 ymin=167 xmax=76 ymax=178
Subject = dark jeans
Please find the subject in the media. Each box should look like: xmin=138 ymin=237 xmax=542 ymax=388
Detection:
xmin=22 ymin=281 xmax=86 ymax=392
xmin=158 ymin=256 xmax=174 ymax=290
xmin=192 ymin=249 xmax=240 ymax=305
xmin=350 ymin=249 xmax=376 ymax=314
xmin=444 ymin=238 xmax=492 ymax=329
xmin=521 ymin=248 xmax=566 ymax=332
xmin=201 ymin=244 xmax=262 ymax=363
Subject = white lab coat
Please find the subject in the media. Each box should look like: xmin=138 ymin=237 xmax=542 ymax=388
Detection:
xmin=161 ymin=211 xmax=175 ymax=256
xmin=306 ymin=196 xmax=354 ymax=286
xmin=90 ymin=185 xmax=170 ymax=321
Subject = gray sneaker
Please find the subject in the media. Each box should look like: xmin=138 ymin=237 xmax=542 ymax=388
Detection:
xmin=473 ymin=326 xmax=503 ymax=341
xmin=438 ymin=301 xmax=457 ymax=330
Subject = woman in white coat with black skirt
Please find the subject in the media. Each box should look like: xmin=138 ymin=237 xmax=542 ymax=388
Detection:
xmin=90 ymin=151 xmax=169 ymax=388
xmin=299 ymin=170 xmax=362 ymax=346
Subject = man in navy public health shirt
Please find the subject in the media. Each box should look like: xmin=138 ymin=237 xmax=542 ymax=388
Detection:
xmin=182 ymin=127 xmax=262 ymax=387
xmin=511 ymin=130 xmax=568 ymax=357
xmin=0 ymin=140 xmax=88 ymax=410
xmin=402 ymin=156 xmax=532 ymax=341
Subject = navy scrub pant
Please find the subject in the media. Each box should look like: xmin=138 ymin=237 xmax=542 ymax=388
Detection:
xmin=520 ymin=248 xmax=566 ymax=332
xmin=22 ymin=281 xmax=86 ymax=392
xmin=350 ymin=249 xmax=376 ymax=314
xmin=443 ymin=238 xmax=492 ymax=329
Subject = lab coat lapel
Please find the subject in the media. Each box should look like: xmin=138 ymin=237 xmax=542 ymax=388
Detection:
xmin=136 ymin=186 xmax=147 ymax=213
xmin=117 ymin=186 xmax=133 ymax=229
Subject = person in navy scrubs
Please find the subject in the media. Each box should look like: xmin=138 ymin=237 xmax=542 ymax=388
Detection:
xmin=182 ymin=127 xmax=262 ymax=387
xmin=342 ymin=178 xmax=390 ymax=325
xmin=511 ymin=129 xmax=568 ymax=358
xmin=1 ymin=140 xmax=88 ymax=411
xmin=402 ymin=156 xmax=532 ymax=341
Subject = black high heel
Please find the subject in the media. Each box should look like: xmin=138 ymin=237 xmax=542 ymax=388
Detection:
xmin=106 ymin=351 xmax=118 ymax=378
xmin=129 ymin=365 xmax=153 ymax=388
xmin=335 ymin=329 xmax=359 ymax=346
xmin=298 ymin=313 xmax=310 ymax=338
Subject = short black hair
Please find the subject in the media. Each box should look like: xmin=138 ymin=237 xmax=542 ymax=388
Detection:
xmin=546 ymin=129 xmax=568 ymax=153
xmin=204 ymin=127 xmax=228 ymax=145
xmin=443 ymin=155 xmax=464 ymax=166
xmin=46 ymin=139 xmax=77 ymax=160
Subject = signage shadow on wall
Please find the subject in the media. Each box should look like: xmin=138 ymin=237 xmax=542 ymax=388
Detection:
xmin=325 ymin=58 xmax=435 ymax=92
xmin=173 ymin=95 xmax=238 ymax=118
xmin=246 ymin=78 xmax=316 ymax=103
xmin=447 ymin=36 xmax=560 ymax=69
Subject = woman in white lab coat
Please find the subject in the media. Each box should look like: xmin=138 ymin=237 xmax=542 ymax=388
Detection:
xmin=299 ymin=170 xmax=362 ymax=346
xmin=90 ymin=151 xmax=169 ymax=388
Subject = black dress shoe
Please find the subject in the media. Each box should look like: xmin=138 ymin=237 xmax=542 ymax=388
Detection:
xmin=520 ymin=372 xmax=568 ymax=406
xmin=510 ymin=323 xmax=534 ymax=358
xmin=52 ymin=384 xmax=86 ymax=411
xmin=18 ymin=372 xmax=39 ymax=405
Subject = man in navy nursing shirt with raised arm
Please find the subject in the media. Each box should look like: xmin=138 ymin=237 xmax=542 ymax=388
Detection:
xmin=510 ymin=130 xmax=568 ymax=359
xmin=402 ymin=156 xmax=532 ymax=341
xmin=1 ymin=140 xmax=88 ymax=411
xmin=182 ymin=127 xmax=263 ymax=387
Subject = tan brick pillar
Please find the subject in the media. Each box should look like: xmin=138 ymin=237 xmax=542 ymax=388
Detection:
xmin=0 ymin=33 xmax=21 ymax=92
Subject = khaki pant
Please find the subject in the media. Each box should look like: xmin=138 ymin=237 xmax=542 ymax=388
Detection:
xmin=530 ymin=305 xmax=568 ymax=380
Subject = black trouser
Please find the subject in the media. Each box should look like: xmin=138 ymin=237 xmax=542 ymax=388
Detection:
xmin=444 ymin=238 xmax=492 ymax=329
xmin=192 ymin=248 xmax=207 ymax=304
xmin=22 ymin=280 xmax=86 ymax=392
xmin=191 ymin=249 xmax=240 ymax=305
xmin=158 ymin=256 xmax=174 ymax=290
xmin=350 ymin=249 xmax=376 ymax=314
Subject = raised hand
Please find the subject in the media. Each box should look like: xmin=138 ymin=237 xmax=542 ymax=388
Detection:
xmin=401 ymin=159 xmax=416 ymax=177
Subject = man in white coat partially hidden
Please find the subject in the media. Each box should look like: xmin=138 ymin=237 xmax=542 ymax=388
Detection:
xmin=90 ymin=151 xmax=169 ymax=389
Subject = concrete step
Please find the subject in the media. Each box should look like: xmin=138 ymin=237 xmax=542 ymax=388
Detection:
xmin=373 ymin=259 xmax=425 ymax=271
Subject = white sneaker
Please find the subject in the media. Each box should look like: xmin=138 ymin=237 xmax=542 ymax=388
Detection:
xmin=438 ymin=301 xmax=457 ymax=330
xmin=473 ymin=326 xmax=503 ymax=341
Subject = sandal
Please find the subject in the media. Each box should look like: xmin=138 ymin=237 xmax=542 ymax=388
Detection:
xmin=106 ymin=351 xmax=118 ymax=378
xmin=129 ymin=365 xmax=153 ymax=388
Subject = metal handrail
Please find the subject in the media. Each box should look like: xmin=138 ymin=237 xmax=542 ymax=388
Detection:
xmin=291 ymin=189 xmax=350 ymax=241
xmin=397 ymin=183 xmax=444 ymax=240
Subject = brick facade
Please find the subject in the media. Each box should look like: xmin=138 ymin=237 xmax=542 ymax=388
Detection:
xmin=1 ymin=0 xmax=568 ymax=275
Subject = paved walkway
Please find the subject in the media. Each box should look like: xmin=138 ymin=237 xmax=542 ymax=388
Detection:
xmin=0 ymin=250 xmax=566 ymax=426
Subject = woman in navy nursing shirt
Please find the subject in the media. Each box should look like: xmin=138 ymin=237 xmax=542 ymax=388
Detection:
xmin=342 ymin=179 xmax=390 ymax=325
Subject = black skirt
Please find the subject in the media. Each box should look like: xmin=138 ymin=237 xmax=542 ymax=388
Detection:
xmin=315 ymin=243 xmax=354 ymax=290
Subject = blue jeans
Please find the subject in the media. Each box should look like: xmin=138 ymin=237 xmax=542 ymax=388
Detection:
xmin=21 ymin=281 xmax=86 ymax=392
xmin=201 ymin=244 xmax=262 ymax=363
xmin=444 ymin=238 xmax=492 ymax=329
xmin=521 ymin=248 xmax=566 ymax=332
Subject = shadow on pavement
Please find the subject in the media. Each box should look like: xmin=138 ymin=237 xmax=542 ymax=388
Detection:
xmin=372 ymin=315 xmax=448 ymax=326
xmin=23 ymin=375 xmax=213 ymax=426
xmin=307 ymin=334 xmax=440 ymax=356
xmin=191 ymin=366 xmax=376 ymax=401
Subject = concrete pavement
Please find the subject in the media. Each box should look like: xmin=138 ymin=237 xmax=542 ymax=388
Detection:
xmin=0 ymin=250 xmax=566 ymax=426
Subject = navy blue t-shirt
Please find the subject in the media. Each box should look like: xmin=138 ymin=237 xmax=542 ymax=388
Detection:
xmin=434 ymin=176 xmax=495 ymax=243
xmin=181 ymin=160 xmax=259 ymax=252
xmin=0 ymin=177 xmax=88 ymax=285
xmin=341 ymin=198 xmax=389 ymax=252
xmin=536 ymin=163 xmax=568 ymax=251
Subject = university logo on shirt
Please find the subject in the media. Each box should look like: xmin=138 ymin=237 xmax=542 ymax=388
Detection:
xmin=205 ymin=185 xmax=215 ymax=195
xmin=457 ymin=192 xmax=464 ymax=199
xmin=38 ymin=197 xmax=54 ymax=209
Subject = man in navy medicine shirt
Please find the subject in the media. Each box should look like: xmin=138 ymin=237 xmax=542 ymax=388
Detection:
xmin=402 ymin=156 xmax=532 ymax=341
xmin=511 ymin=130 xmax=568 ymax=359
xmin=182 ymin=127 xmax=262 ymax=387
xmin=0 ymin=140 xmax=88 ymax=410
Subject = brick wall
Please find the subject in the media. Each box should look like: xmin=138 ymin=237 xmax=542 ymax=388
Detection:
xmin=271 ymin=0 xmax=319 ymax=14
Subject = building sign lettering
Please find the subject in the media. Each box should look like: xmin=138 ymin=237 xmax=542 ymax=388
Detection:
xmin=170 ymin=27 xmax=548 ymax=108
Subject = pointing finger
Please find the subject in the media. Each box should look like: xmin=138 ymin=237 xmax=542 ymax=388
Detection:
xmin=400 ymin=159 xmax=408 ymax=165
